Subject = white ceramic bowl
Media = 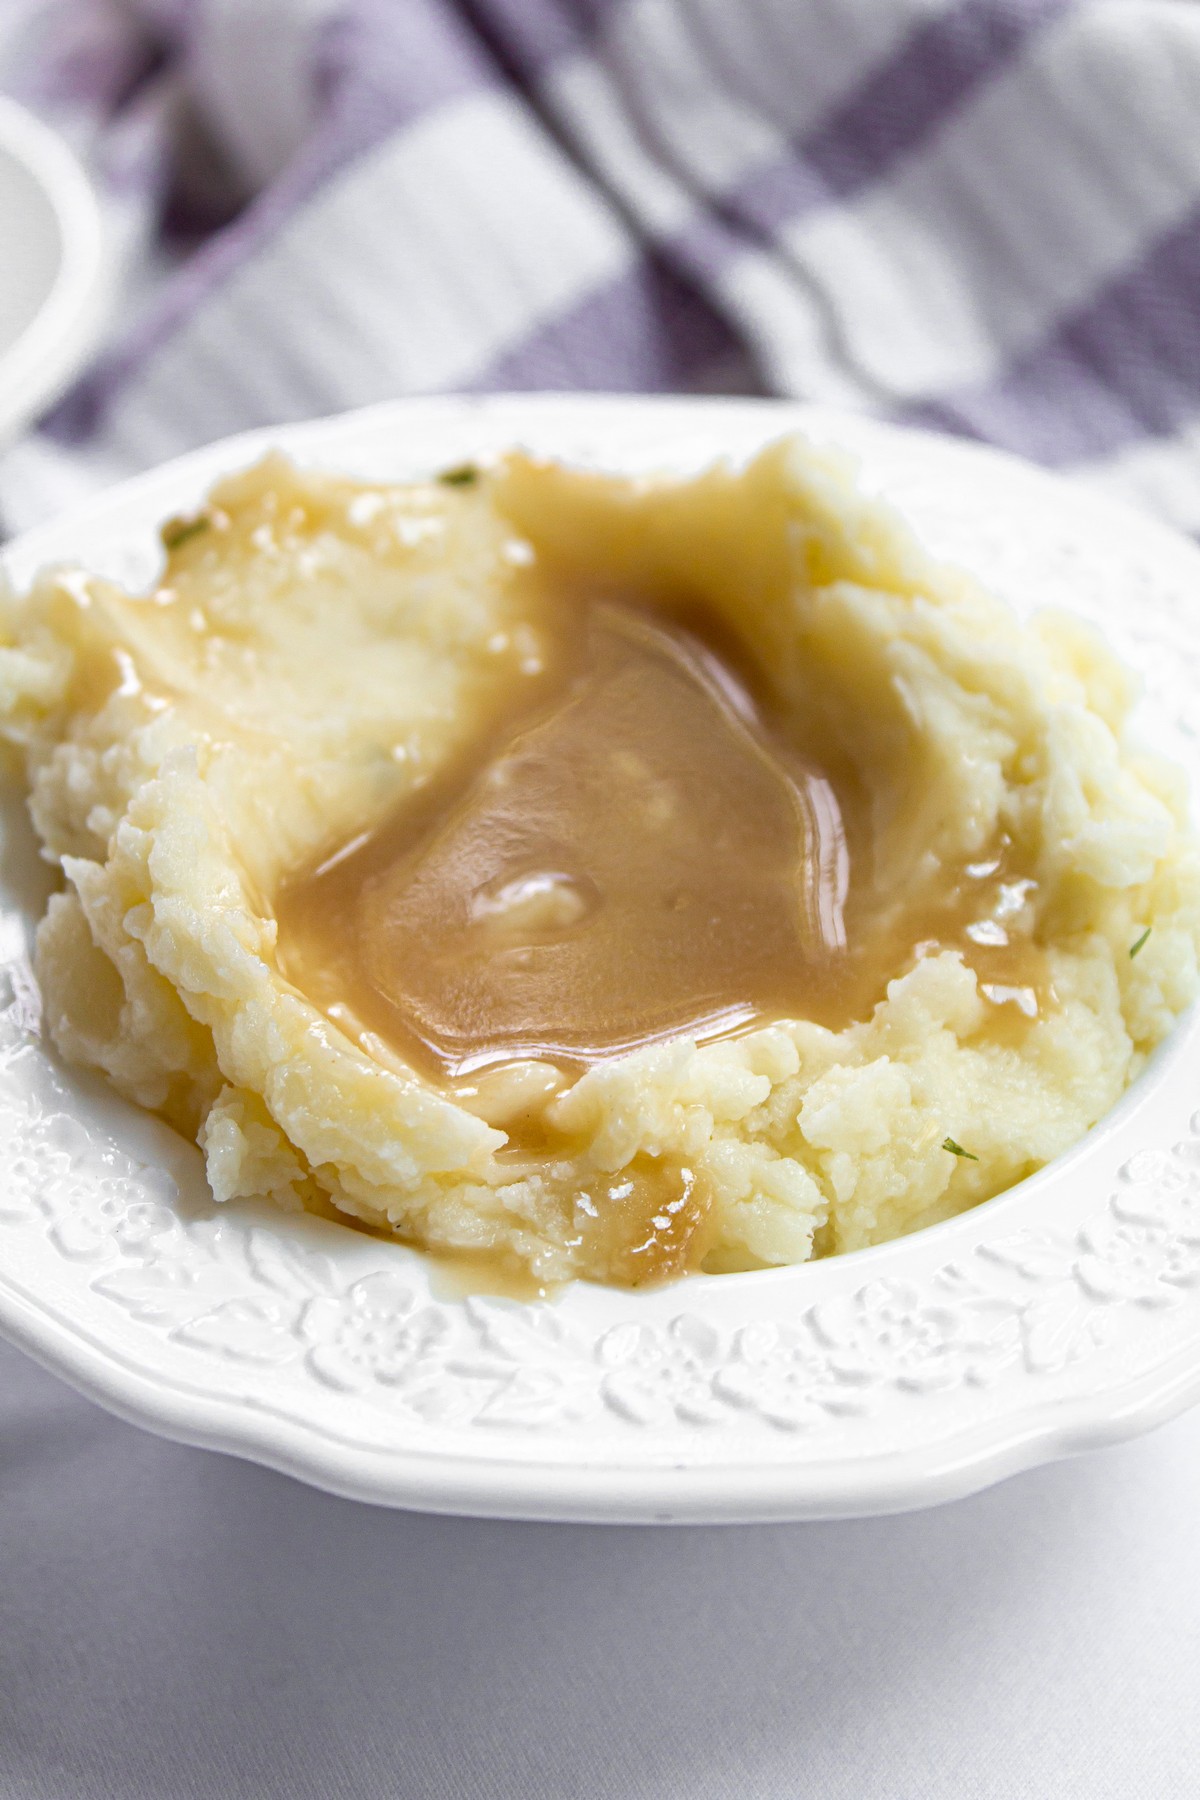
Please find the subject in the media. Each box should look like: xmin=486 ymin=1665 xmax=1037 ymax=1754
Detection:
xmin=0 ymin=97 xmax=108 ymax=446
xmin=3 ymin=393 xmax=1200 ymax=1524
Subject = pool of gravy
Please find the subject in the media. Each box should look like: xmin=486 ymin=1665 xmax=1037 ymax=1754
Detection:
xmin=274 ymin=572 xmax=1054 ymax=1285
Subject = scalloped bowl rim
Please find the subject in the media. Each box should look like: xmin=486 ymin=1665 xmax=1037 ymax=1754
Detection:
xmin=1 ymin=393 xmax=1199 ymax=1522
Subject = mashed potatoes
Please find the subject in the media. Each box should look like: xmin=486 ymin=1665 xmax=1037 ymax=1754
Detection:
xmin=1 ymin=436 xmax=1197 ymax=1287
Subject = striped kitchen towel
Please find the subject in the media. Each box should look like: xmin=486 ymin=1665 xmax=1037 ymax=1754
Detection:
xmin=3 ymin=0 xmax=1200 ymax=534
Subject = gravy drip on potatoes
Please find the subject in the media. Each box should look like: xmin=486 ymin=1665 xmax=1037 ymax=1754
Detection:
xmin=276 ymin=580 xmax=854 ymax=1071
xmin=275 ymin=567 xmax=1054 ymax=1283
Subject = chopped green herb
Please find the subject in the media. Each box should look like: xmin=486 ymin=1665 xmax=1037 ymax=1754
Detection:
xmin=437 ymin=462 xmax=480 ymax=487
xmin=942 ymin=1137 xmax=979 ymax=1161
xmin=161 ymin=513 xmax=211 ymax=550
xmin=1130 ymin=927 xmax=1152 ymax=960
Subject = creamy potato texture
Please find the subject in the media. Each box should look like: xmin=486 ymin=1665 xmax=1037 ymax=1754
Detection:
xmin=2 ymin=438 xmax=1198 ymax=1287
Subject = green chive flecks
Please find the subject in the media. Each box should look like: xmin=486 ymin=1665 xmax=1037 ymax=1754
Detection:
xmin=437 ymin=462 xmax=480 ymax=487
xmin=943 ymin=1137 xmax=979 ymax=1161
xmin=161 ymin=513 xmax=211 ymax=550
xmin=1130 ymin=927 xmax=1151 ymax=960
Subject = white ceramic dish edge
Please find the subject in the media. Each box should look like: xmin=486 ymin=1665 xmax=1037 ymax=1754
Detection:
xmin=2 ymin=394 xmax=1200 ymax=1523
xmin=0 ymin=97 xmax=110 ymax=447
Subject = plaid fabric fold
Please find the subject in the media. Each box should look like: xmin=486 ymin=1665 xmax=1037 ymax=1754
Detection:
xmin=4 ymin=0 xmax=1200 ymax=535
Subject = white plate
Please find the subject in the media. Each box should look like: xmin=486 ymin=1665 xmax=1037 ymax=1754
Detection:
xmin=0 ymin=97 xmax=108 ymax=446
xmin=3 ymin=393 xmax=1200 ymax=1524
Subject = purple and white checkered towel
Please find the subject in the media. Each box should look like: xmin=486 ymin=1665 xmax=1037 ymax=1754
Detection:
xmin=4 ymin=0 xmax=1200 ymax=536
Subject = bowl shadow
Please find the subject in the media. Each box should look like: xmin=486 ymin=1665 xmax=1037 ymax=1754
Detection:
xmin=0 ymin=1339 xmax=1177 ymax=1800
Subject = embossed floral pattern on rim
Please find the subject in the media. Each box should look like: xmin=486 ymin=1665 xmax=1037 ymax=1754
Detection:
xmin=2 ymin=394 xmax=1199 ymax=1523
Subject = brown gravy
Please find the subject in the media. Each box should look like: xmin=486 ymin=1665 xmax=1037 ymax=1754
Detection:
xmin=274 ymin=574 xmax=1053 ymax=1283
xmin=280 ymin=595 xmax=853 ymax=1080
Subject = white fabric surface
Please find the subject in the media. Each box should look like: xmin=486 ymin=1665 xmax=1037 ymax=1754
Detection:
xmin=2 ymin=1332 xmax=1197 ymax=1798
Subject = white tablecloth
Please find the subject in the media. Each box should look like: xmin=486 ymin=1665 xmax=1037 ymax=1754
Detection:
xmin=2 ymin=1332 xmax=1196 ymax=1799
